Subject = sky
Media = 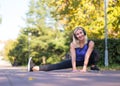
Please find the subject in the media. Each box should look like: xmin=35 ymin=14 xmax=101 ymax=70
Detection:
xmin=0 ymin=0 xmax=29 ymax=41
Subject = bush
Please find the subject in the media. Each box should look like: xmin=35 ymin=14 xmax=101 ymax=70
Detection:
xmin=94 ymin=39 xmax=120 ymax=66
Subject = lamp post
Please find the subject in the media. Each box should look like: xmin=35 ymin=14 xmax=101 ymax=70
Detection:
xmin=104 ymin=0 xmax=109 ymax=66
xmin=28 ymin=32 xmax=32 ymax=59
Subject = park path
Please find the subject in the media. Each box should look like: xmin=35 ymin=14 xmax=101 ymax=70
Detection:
xmin=0 ymin=66 xmax=120 ymax=86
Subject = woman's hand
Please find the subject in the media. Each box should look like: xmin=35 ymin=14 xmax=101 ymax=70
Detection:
xmin=80 ymin=65 xmax=87 ymax=72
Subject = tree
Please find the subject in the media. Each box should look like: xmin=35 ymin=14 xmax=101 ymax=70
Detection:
xmin=50 ymin=0 xmax=120 ymax=39
xmin=107 ymin=0 xmax=120 ymax=38
xmin=3 ymin=40 xmax=17 ymax=64
xmin=8 ymin=0 xmax=68 ymax=65
xmin=49 ymin=0 xmax=104 ymax=38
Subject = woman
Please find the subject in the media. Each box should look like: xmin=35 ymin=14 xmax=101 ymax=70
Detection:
xmin=28 ymin=26 xmax=100 ymax=72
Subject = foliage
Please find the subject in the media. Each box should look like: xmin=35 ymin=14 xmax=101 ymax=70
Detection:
xmin=3 ymin=40 xmax=18 ymax=64
xmin=50 ymin=0 xmax=104 ymax=39
xmin=107 ymin=0 xmax=120 ymax=38
xmin=7 ymin=0 xmax=69 ymax=65
xmin=107 ymin=39 xmax=120 ymax=65
xmin=94 ymin=39 xmax=120 ymax=66
xmin=50 ymin=0 xmax=120 ymax=39
xmin=8 ymin=34 xmax=28 ymax=65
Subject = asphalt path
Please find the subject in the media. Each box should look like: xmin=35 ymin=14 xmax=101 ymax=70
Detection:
xmin=0 ymin=67 xmax=120 ymax=86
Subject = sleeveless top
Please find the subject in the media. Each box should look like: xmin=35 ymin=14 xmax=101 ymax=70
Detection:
xmin=75 ymin=41 xmax=89 ymax=61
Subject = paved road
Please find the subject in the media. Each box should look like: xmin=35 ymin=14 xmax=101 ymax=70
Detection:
xmin=0 ymin=67 xmax=120 ymax=86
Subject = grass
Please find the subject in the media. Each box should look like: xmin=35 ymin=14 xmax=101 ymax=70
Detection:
xmin=77 ymin=64 xmax=120 ymax=71
xmin=99 ymin=64 xmax=120 ymax=71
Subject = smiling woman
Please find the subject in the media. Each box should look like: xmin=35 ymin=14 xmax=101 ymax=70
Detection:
xmin=27 ymin=26 xmax=100 ymax=72
xmin=0 ymin=0 xmax=29 ymax=41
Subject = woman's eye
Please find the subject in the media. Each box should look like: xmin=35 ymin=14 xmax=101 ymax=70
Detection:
xmin=80 ymin=32 xmax=83 ymax=34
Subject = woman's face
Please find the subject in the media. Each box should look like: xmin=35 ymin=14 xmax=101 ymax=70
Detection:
xmin=74 ymin=29 xmax=85 ymax=41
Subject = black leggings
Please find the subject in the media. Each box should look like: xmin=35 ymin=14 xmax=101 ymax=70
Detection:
xmin=39 ymin=50 xmax=100 ymax=71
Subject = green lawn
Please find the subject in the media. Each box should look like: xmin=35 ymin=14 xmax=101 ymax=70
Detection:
xmin=100 ymin=64 xmax=120 ymax=71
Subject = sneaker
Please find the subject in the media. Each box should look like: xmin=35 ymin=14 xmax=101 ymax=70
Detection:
xmin=27 ymin=57 xmax=34 ymax=72
xmin=90 ymin=66 xmax=100 ymax=71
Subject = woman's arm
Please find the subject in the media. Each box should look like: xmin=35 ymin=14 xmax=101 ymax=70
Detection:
xmin=70 ymin=43 xmax=77 ymax=71
xmin=81 ymin=40 xmax=94 ymax=72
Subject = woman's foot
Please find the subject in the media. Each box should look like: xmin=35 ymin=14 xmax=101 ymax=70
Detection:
xmin=27 ymin=57 xmax=35 ymax=72
xmin=27 ymin=57 xmax=32 ymax=72
xmin=90 ymin=65 xmax=100 ymax=71
xmin=27 ymin=57 xmax=40 ymax=72
xmin=32 ymin=66 xmax=40 ymax=71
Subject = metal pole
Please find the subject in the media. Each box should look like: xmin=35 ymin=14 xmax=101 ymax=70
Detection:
xmin=28 ymin=32 xmax=31 ymax=58
xmin=104 ymin=0 xmax=108 ymax=66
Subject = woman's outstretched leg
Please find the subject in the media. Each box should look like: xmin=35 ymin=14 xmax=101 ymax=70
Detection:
xmin=39 ymin=59 xmax=72 ymax=71
xmin=28 ymin=57 xmax=72 ymax=72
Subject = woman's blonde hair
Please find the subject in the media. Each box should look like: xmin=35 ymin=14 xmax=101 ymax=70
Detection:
xmin=72 ymin=26 xmax=88 ymax=47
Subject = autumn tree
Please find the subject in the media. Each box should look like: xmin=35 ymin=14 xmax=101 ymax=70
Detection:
xmin=49 ymin=0 xmax=120 ymax=39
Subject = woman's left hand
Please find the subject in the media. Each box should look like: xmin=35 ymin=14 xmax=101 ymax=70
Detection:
xmin=80 ymin=69 xmax=87 ymax=72
xmin=80 ymin=66 xmax=87 ymax=72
